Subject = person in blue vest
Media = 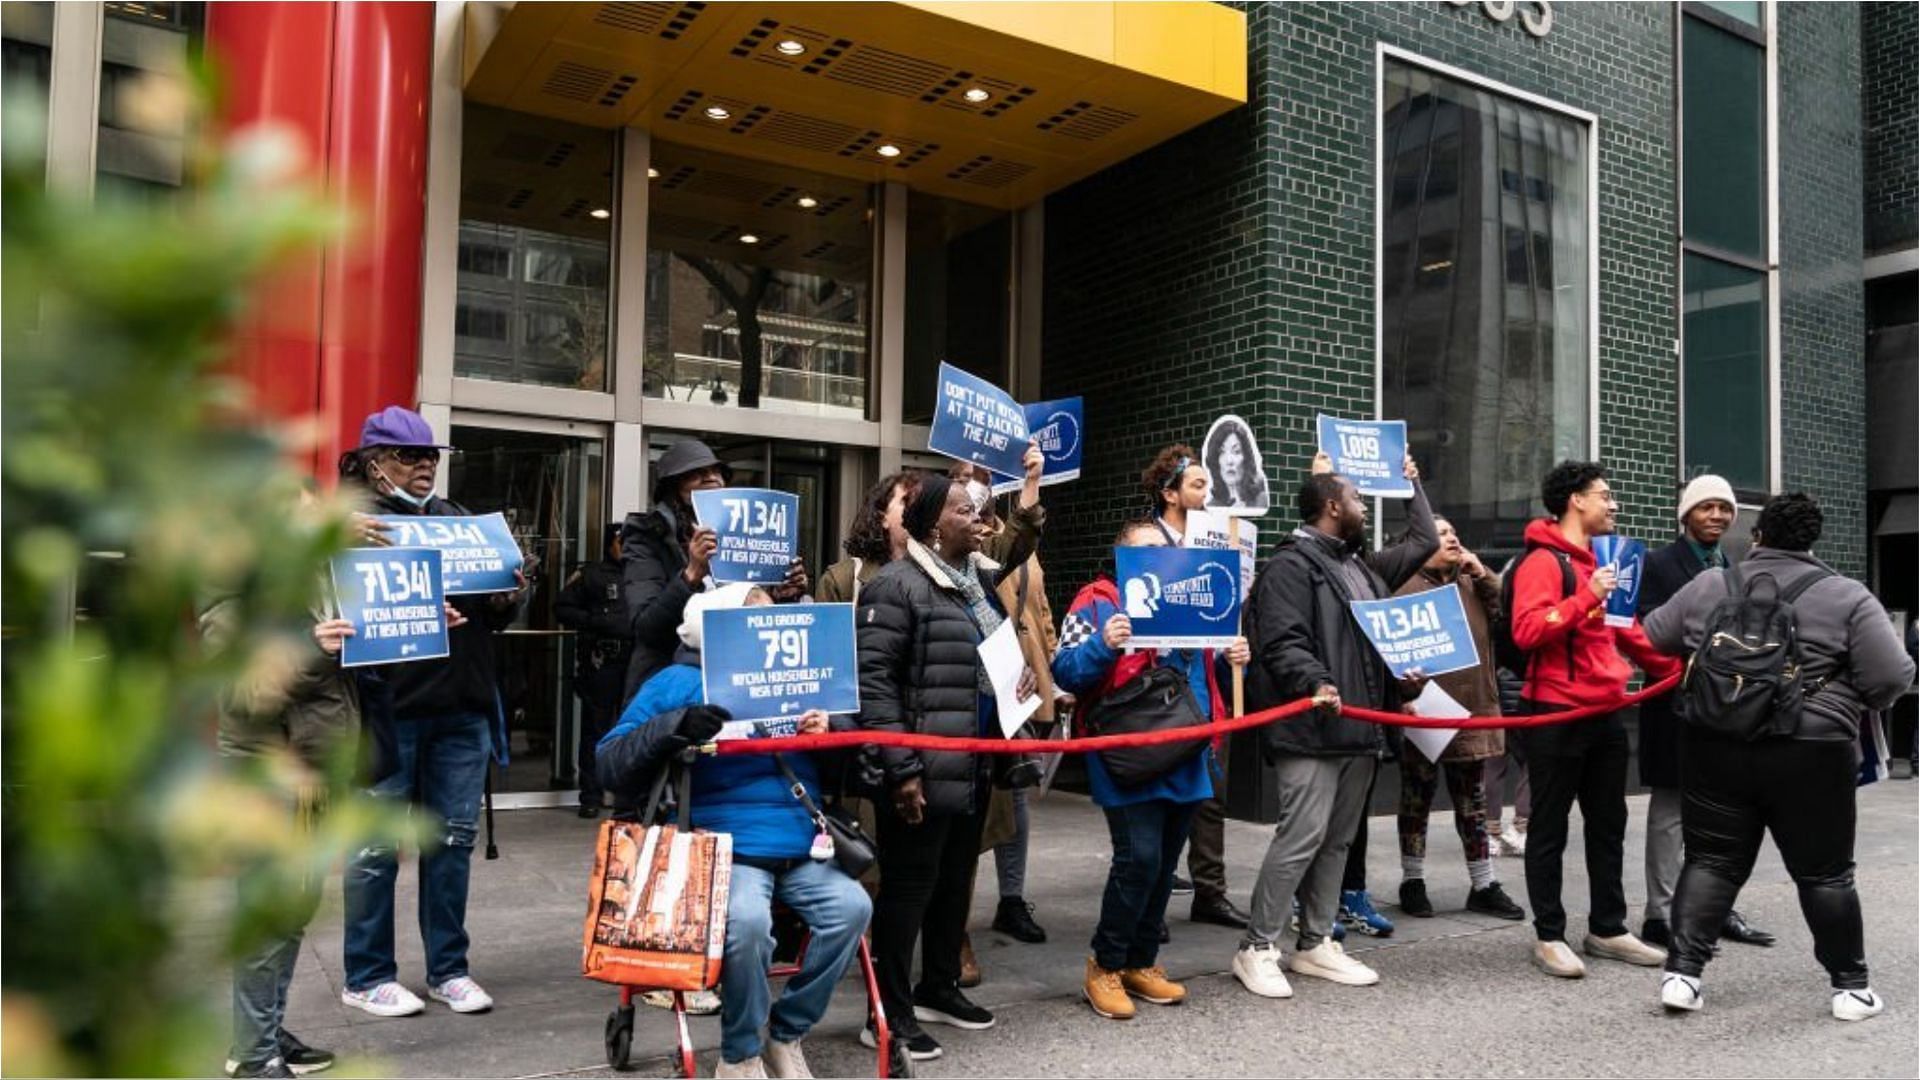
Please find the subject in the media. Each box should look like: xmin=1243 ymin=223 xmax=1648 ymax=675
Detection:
xmin=597 ymin=583 xmax=872 ymax=1080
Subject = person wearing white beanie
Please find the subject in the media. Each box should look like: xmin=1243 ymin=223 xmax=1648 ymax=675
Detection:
xmin=677 ymin=582 xmax=767 ymax=652
xmin=1635 ymin=475 xmax=1776 ymax=952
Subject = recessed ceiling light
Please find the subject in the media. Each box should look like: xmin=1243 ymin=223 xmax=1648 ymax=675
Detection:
xmin=647 ymin=167 xmax=660 ymax=179
xmin=963 ymin=88 xmax=991 ymax=103
xmin=876 ymin=144 xmax=902 ymax=158
xmin=704 ymin=105 xmax=731 ymax=121
xmin=738 ymin=233 xmax=759 ymax=244
xmin=589 ymin=208 xmax=611 ymax=219
xmin=775 ymin=39 xmax=806 ymax=55
xmin=796 ymin=195 xmax=818 ymax=209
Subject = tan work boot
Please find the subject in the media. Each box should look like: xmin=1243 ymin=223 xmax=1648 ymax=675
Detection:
xmin=1084 ymin=958 xmax=1135 ymax=1020
xmin=1121 ymin=965 xmax=1187 ymax=1005
xmin=1532 ymin=939 xmax=1588 ymax=978
xmin=1584 ymin=932 xmax=1667 ymax=967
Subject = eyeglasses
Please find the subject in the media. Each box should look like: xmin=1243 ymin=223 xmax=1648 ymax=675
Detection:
xmin=1578 ymin=486 xmax=1618 ymax=506
xmin=386 ymin=446 xmax=443 ymax=467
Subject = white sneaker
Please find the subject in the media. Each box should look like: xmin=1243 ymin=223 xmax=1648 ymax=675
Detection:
xmin=427 ymin=976 xmax=493 ymax=1014
xmin=1232 ymin=943 xmax=1294 ymax=998
xmin=340 ymin=981 xmax=425 ymax=1018
xmin=1832 ymin=988 xmax=1884 ymax=1022
xmin=1660 ymin=972 xmax=1703 ymax=1012
xmin=1497 ymin=831 xmax=1527 ymax=857
xmin=764 ymin=1039 xmax=812 ymax=1079
xmin=715 ymin=1056 xmax=768 ymax=1079
xmin=1287 ymin=940 xmax=1380 ymax=987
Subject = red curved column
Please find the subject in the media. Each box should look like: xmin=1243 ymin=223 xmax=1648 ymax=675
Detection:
xmin=206 ymin=1 xmax=433 ymax=478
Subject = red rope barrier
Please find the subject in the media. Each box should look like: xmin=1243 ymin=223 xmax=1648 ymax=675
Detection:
xmin=709 ymin=673 xmax=1682 ymax=756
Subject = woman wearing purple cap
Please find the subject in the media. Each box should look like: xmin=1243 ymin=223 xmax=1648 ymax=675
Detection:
xmin=335 ymin=406 xmax=526 ymax=1020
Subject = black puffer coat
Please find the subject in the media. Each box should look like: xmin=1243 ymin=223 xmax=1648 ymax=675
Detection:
xmin=618 ymin=503 xmax=698 ymax=702
xmin=855 ymin=542 xmax=1013 ymax=818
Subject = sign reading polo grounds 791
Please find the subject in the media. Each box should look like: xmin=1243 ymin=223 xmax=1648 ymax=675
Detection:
xmin=1115 ymin=546 xmax=1244 ymax=650
xmin=700 ymin=603 xmax=859 ymax=733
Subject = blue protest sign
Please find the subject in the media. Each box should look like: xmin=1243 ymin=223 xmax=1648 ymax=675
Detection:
xmin=992 ymin=397 xmax=1083 ymax=495
xmin=1316 ymin=414 xmax=1413 ymax=498
xmin=928 ymin=361 xmax=1030 ymax=480
xmin=691 ymin=488 xmax=800 ymax=585
xmin=1349 ymin=584 xmax=1480 ymax=679
xmin=1591 ymin=535 xmax=1646 ymax=629
xmin=373 ymin=512 xmax=523 ymax=594
xmin=701 ymin=603 xmax=860 ymax=725
xmin=1114 ymin=546 xmax=1243 ymax=649
xmin=330 ymin=547 xmax=450 ymax=668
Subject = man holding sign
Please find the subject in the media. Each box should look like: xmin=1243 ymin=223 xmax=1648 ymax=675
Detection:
xmin=335 ymin=406 xmax=529 ymax=1020
xmin=1232 ymin=451 xmax=1436 ymax=999
xmin=1317 ymin=415 xmax=1414 ymax=498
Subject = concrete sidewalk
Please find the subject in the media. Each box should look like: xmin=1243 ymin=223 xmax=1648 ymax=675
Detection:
xmin=264 ymin=781 xmax=1919 ymax=1078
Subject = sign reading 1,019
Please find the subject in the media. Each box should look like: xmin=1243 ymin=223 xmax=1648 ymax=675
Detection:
xmin=1446 ymin=0 xmax=1552 ymax=38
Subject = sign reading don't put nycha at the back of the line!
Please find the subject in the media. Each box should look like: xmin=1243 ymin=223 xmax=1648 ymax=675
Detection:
xmin=929 ymin=362 xmax=1032 ymax=481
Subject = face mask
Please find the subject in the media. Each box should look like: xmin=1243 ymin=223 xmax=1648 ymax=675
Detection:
xmin=965 ymin=480 xmax=992 ymax=515
xmin=374 ymin=460 xmax=432 ymax=508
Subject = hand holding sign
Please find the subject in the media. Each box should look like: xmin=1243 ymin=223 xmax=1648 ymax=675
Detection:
xmin=1114 ymin=546 xmax=1244 ymax=649
xmin=701 ymin=603 xmax=859 ymax=724
xmin=991 ymin=397 xmax=1084 ymax=496
xmin=1316 ymin=415 xmax=1414 ymax=498
xmin=692 ymin=489 xmax=800 ymax=585
xmin=331 ymin=547 xmax=451 ymax=668
xmin=929 ymin=362 xmax=1032 ymax=480
xmin=1349 ymin=585 xmax=1480 ymax=679
xmin=1591 ymin=536 xmax=1645 ymax=627
xmin=371 ymin=513 xmax=523 ymax=594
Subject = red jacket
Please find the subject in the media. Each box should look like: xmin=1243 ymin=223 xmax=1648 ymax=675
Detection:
xmin=1510 ymin=518 xmax=1681 ymax=709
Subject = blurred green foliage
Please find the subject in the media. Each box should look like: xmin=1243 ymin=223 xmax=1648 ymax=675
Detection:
xmin=2 ymin=83 xmax=415 ymax=1075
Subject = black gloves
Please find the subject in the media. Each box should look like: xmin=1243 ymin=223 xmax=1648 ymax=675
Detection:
xmin=678 ymin=704 xmax=731 ymax=744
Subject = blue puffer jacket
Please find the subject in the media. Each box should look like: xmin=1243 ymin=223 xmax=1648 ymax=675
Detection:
xmin=597 ymin=656 xmax=820 ymax=861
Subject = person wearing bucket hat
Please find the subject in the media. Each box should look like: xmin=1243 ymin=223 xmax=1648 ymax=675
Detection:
xmin=336 ymin=405 xmax=525 ymax=1022
xmin=617 ymin=439 xmax=811 ymax=703
xmin=1634 ymin=474 xmax=1774 ymax=952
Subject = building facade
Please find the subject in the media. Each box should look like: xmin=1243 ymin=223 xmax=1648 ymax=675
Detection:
xmin=7 ymin=0 xmax=1910 ymax=807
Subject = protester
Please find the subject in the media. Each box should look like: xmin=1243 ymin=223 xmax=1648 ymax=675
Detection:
xmin=1635 ymin=475 xmax=1773 ymax=949
xmin=205 ymin=582 xmax=373 ymax=1076
xmin=335 ymin=406 xmax=523 ymax=1018
xmin=1233 ymin=452 xmax=1436 ymax=998
xmin=619 ymin=440 xmax=809 ymax=701
xmin=1053 ymin=519 xmax=1251 ymax=1019
xmin=1143 ymin=444 xmax=1250 ymax=931
xmin=855 ymin=474 xmax=1038 ymax=1061
xmin=1393 ymin=517 xmax=1526 ymax=922
xmin=1508 ymin=461 xmax=1680 ymax=979
xmin=1643 ymin=493 xmax=1915 ymax=1019
xmin=816 ymin=473 xmax=923 ymax=605
xmin=556 ymin=523 xmax=633 ymax=819
xmin=1486 ymin=571 xmax=1532 ymax=859
xmin=596 ymin=584 xmax=872 ymax=1079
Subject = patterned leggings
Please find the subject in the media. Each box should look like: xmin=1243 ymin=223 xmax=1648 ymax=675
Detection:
xmin=1398 ymin=754 xmax=1491 ymax=862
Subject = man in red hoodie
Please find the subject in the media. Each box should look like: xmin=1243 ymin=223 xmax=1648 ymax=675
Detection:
xmin=1509 ymin=461 xmax=1681 ymax=979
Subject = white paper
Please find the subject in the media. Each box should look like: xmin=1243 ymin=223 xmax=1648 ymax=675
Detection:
xmin=1404 ymin=681 xmax=1469 ymax=762
xmin=978 ymin=621 xmax=1042 ymax=737
xmin=1185 ymin=509 xmax=1259 ymax=601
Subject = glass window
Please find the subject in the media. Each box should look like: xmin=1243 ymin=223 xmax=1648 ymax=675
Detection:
xmin=905 ymin=195 xmax=1011 ymax=426
xmin=1380 ymin=60 xmax=1591 ymax=556
xmin=95 ymin=2 xmax=203 ymax=202
xmin=643 ymin=143 xmax=872 ymax=420
xmin=455 ymin=105 xmax=614 ymax=391
xmin=1700 ymin=1 xmax=1762 ymax=28
xmin=2 ymin=2 xmax=53 ymax=167
xmin=1683 ymin=17 xmax=1765 ymax=258
xmin=1683 ymin=254 xmax=1768 ymax=492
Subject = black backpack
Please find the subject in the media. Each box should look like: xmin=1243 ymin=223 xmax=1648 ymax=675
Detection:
xmin=1681 ymin=565 xmax=1832 ymax=741
xmin=1493 ymin=545 xmax=1577 ymax=676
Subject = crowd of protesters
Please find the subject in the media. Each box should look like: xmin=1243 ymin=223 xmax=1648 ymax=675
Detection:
xmin=211 ymin=404 xmax=1914 ymax=1079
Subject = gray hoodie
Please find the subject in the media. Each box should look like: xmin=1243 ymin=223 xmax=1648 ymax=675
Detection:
xmin=1643 ymin=547 xmax=1917 ymax=742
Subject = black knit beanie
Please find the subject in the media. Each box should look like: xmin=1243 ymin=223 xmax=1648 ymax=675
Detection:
xmin=903 ymin=475 xmax=954 ymax=544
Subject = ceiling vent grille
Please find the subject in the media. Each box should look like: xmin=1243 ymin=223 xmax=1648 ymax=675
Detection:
xmin=682 ymin=169 xmax=789 ymax=205
xmin=746 ymin=110 xmax=863 ymax=154
xmin=593 ymin=2 xmax=706 ymax=41
xmin=821 ymin=43 xmax=950 ymax=98
xmin=542 ymin=61 xmax=612 ymax=104
xmin=1036 ymin=101 xmax=1139 ymax=141
xmin=946 ymin=155 xmax=1036 ymax=188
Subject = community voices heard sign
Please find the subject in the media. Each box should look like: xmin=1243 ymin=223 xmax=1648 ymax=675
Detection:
xmin=691 ymin=489 xmax=799 ymax=585
xmin=331 ymin=547 xmax=450 ymax=668
xmin=992 ymin=397 xmax=1083 ymax=495
xmin=1114 ymin=545 xmax=1244 ymax=649
xmin=929 ymin=361 xmax=1031 ymax=480
xmin=1349 ymin=584 xmax=1479 ymax=679
xmin=1316 ymin=415 xmax=1414 ymax=498
xmin=700 ymin=603 xmax=859 ymax=737
xmin=373 ymin=512 xmax=523 ymax=594
xmin=1591 ymin=535 xmax=1646 ymax=629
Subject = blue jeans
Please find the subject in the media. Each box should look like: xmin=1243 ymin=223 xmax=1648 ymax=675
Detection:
xmin=1092 ymin=799 xmax=1199 ymax=972
xmin=343 ymin=710 xmax=491 ymax=991
xmin=721 ymin=859 xmax=873 ymax=1064
xmin=231 ymin=858 xmax=321 ymax=1066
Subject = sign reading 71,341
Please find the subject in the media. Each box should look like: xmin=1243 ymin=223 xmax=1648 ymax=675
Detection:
xmin=691 ymin=488 xmax=799 ymax=584
xmin=330 ymin=547 xmax=450 ymax=668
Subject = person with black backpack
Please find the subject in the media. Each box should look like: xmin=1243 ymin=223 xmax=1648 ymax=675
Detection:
xmin=1504 ymin=461 xmax=1680 ymax=980
xmin=1053 ymin=519 xmax=1249 ymax=1020
xmin=1643 ymin=493 xmax=1915 ymax=1021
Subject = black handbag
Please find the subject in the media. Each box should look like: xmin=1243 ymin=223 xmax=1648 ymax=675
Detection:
xmin=1086 ymin=664 xmax=1210 ymax=788
xmin=774 ymin=754 xmax=877 ymax=879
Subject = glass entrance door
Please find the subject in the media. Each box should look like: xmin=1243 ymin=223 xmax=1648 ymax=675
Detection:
xmin=448 ymin=423 xmax=605 ymax=802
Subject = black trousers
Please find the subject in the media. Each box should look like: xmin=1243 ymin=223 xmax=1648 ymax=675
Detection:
xmin=1186 ymin=793 xmax=1228 ymax=902
xmin=577 ymin=699 xmax=617 ymax=806
xmin=873 ymin=805 xmax=986 ymax=1034
xmin=1668 ymin=733 xmax=1868 ymax=989
xmin=1514 ymin=705 xmax=1630 ymax=943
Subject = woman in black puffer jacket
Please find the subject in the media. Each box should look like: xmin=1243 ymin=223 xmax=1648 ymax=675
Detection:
xmin=855 ymin=474 xmax=1033 ymax=1061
